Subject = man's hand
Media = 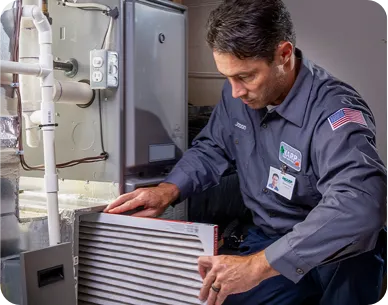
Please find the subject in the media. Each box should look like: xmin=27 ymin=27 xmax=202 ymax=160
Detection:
xmin=103 ymin=183 xmax=180 ymax=217
xmin=197 ymin=251 xmax=279 ymax=305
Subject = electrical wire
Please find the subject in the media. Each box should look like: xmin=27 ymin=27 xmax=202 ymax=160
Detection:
xmin=61 ymin=1 xmax=114 ymax=50
xmin=103 ymin=16 xmax=114 ymax=49
xmin=11 ymin=0 xmax=108 ymax=171
xmin=98 ymin=90 xmax=107 ymax=154
xmin=61 ymin=1 xmax=110 ymax=12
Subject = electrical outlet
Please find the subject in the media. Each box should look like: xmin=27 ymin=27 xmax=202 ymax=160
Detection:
xmin=90 ymin=49 xmax=119 ymax=89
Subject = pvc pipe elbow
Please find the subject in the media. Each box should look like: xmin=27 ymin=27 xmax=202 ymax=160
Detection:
xmin=30 ymin=110 xmax=41 ymax=125
xmin=31 ymin=6 xmax=52 ymax=39
xmin=22 ymin=113 xmax=40 ymax=148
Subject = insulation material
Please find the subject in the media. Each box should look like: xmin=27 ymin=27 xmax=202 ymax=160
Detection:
xmin=1 ymin=178 xmax=20 ymax=257
xmin=0 ymin=116 xmax=19 ymax=148
xmin=1 ymin=148 xmax=21 ymax=258
xmin=18 ymin=204 xmax=106 ymax=252
xmin=1 ymin=215 xmax=20 ymax=257
xmin=1 ymin=148 xmax=20 ymax=181
xmin=1 ymin=177 xmax=18 ymax=216
xmin=77 ymin=213 xmax=218 ymax=305
xmin=1 ymin=6 xmax=21 ymax=259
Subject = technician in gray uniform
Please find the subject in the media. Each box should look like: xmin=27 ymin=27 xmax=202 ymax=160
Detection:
xmin=104 ymin=0 xmax=387 ymax=304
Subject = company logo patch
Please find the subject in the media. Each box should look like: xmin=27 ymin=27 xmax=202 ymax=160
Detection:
xmin=328 ymin=108 xmax=367 ymax=131
xmin=279 ymin=141 xmax=302 ymax=172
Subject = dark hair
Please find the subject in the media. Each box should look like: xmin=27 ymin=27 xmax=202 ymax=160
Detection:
xmin=273 ymin=173 xmax=279 ymax=178
xmin=206 ymin=0 xmax=296 ymax=62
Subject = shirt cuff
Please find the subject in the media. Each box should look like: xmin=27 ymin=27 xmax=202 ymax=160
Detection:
xmin=265 ymin=235 xmax=314 ymax=283
xmin=163 ymin=168 xmax=194 ymax=202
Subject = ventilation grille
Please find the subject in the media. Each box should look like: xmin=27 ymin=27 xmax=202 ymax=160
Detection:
xmin=77 ymin=213 xmax=217 ymax=305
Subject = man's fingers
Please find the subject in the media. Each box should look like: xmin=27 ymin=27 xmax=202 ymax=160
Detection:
xmin=107 ymin=197 xmax=144 ymax=214
xmin=103 ymin=197 xmax=123 ymax=212
xmin=198 ymin=256 xmax=213 ymax=268
xmin=206 ymin=289 xmax=217 ymax=305
xmin=198 ymin=256 xmax=213 ymax=279
xmin=199 ymin=272 xmax=216 ymax=301
xmin=215 ymin=290 xmax=227 ymax=305
xmin=206 ymin=281 xmax=221 ymax=305
xmin=198 ymin=264 xmax=209 ymax=280
xmin=103 ymin=192 xmax=136 ymax=212
xmin=131 ymin=208 xmax=157 ymax=218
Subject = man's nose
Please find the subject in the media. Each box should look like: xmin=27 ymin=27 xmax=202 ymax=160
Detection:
xmin=230 ymin=81 xmax=248 ymax=99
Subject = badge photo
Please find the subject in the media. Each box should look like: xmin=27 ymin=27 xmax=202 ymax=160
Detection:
xmin=267 ymin=166 xmax=296 ymax=200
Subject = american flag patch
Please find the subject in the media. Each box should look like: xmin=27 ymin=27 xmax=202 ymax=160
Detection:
xmin=328 ymin=108 xmax=367 ymax=131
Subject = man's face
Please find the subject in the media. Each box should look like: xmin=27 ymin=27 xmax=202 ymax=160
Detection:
xmin=213 ymin=51 xmax=288 ymax=109
xmin=272 ymin=175 xmax=279 ymax=187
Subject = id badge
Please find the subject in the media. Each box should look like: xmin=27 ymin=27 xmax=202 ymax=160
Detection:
xmin=267 ymin=166 xmax=296 ymax=200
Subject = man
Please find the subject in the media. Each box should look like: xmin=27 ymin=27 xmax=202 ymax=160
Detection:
xmin=104 ymin=0 xmax=387 ymax=304
xmin=268 ymin=173 xmax=279 ymax=191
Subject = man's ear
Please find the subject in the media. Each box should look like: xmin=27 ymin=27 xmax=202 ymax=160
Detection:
xmin=275 ymin=41 xmax=294 ymax=66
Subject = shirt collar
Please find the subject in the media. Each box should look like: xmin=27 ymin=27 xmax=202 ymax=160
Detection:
xmin=274 ymin=49 xmax=315 ymax=127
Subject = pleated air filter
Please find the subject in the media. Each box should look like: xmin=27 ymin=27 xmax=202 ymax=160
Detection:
xmin=77 ymin=213 xmax=218 ymax=305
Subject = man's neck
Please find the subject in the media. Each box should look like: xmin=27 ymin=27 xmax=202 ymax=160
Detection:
xmin=274 ymin=55 xmax=301 ymax=106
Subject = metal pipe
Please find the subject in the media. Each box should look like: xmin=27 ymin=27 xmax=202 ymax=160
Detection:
xmin=53 ymin=60 xmax=73 ymax=72
xmin=41 ymin=0 xmax=48 ymax=14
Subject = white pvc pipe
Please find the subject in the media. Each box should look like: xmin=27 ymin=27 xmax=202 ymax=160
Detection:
xmin=20 ymin=80 xmax=93 ymax=148
xmin=29 ymin=110 xmax=41 ymax=124
xmin=23 ymin=113 xmax=40 ymax=148
xmin=54 ymin=80 xmax=93 ymax=104
xmin=18 ymin=44 xmax=41 ymax=149
xmin=0 ymin=60 xmax=47 ymax=76
xmin=25 ymin=5 xmax=60 ymax=246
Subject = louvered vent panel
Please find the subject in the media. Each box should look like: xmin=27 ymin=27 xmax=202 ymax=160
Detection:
xmin=77 ymin=213 xmax=217 ymax=305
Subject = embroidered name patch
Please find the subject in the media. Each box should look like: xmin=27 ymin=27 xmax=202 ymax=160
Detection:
xmin=232 ymin=118 xmax=249 ymax=132
xmin=328 ymin=108 xmax=367 ymax=131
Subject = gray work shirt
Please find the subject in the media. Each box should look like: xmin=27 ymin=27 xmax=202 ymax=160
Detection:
xmin=164 ymin=49 xmax=386 ymax=283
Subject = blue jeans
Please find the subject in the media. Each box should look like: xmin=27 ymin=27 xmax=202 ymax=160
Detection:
xmin=223 ymin=227 xmax=386 ymax=305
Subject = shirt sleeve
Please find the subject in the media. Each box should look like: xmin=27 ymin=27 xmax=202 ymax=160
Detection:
xmin=163 ymin=84 xmax=234 ymax=201
xmin=265 ymin=104 xmax=387 ymax=283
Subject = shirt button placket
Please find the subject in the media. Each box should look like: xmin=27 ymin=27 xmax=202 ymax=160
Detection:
xmin=269 ymin=211 xmax=276 ymax=218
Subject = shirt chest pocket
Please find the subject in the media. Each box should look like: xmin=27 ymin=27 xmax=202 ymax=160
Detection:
xmin=280 ymin=166 xmax=322 ymax=208
xmin=230 ymin=120 xmax=255 ymax=167
xmin=229 ymin=118 xmax=255 ymax=191
xmin=275 ymin=164 xmax=322 ymax=210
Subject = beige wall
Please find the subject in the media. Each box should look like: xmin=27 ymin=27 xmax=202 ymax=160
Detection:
xmin=183 ymin=0 xmax=225 ymax=106
xmin=182 ymin=0 xmax=386 ymax=163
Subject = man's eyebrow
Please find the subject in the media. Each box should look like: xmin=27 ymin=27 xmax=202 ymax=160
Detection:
xmin=219 ymin=70 xmax=256 ymax=78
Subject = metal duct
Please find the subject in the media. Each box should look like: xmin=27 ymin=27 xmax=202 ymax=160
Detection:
xmin=77 ymin=213 xmax=217 ymax=305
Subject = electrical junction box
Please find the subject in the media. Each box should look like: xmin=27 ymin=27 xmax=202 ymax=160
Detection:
xmin=90 ymin=49 xmax=119 ymax=89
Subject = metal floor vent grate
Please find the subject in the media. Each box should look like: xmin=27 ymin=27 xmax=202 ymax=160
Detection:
xmin=77 ymin=213 xmax=217 ymax=305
